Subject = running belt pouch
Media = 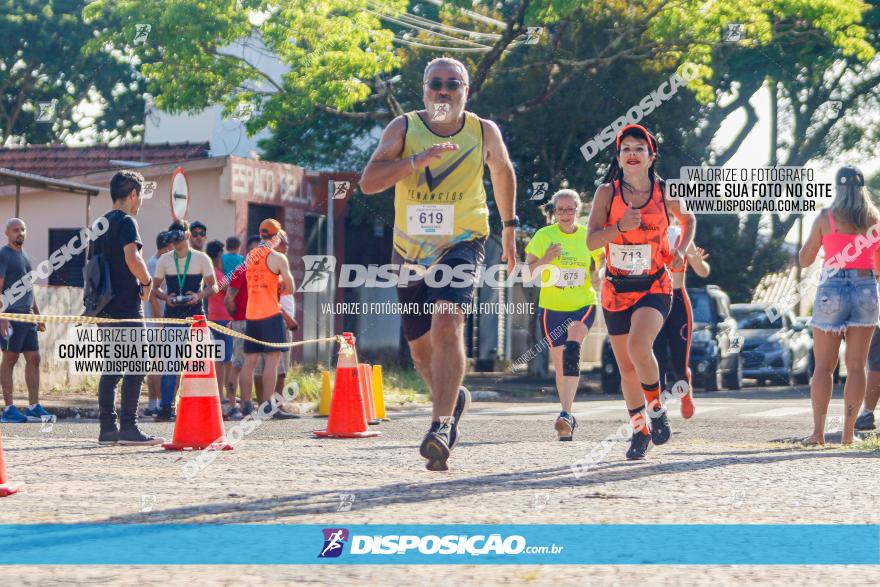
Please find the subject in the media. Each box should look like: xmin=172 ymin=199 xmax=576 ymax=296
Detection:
xmin=82 ymin=216 xmax=117 ymax=316
xmin=607 ymin=269 xmax=663 ymax=294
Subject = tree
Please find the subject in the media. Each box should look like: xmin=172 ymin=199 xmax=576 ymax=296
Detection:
xmin=0 ymin=0 xmax=147 ymax=145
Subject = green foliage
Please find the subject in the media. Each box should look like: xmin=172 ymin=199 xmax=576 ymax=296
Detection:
xmin=0 ymin=0 xmax=147 ymax=144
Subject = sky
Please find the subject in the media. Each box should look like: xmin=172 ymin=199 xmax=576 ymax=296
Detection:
xmin=713 ymin=82 xmax=880 ymax=244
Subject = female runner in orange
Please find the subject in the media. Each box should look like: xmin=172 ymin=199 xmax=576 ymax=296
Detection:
xmin=586 ymin=124 xmax=696 ymax=459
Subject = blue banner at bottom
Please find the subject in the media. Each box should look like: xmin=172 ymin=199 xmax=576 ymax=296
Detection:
xmin=0 ymin=524 xmax=877 ymax=565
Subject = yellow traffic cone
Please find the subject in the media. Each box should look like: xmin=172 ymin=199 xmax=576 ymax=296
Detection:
xmin=372 ymin=364 xmax=388 ymax=421
xmin=316 ymin=370 xmax=332 ymax=418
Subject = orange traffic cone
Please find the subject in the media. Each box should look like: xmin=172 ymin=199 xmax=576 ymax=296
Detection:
xmin=359 ymin=363 xmax=380 ymax=425
xmin=163 ymin=315 xmax=233 ymax=451
xmin=0 ymin=429 xmax=21 ymax=497
xmin=314 ymin=333 xmax=381 ymax=439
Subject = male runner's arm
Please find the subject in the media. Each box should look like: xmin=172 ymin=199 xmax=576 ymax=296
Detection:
xmin=482 ymin=119 xmax=517 ymax=273
xmin=359 ymin=116 xmax=459 ymax=194
xmin=799 ymin=211 xmax=826 ymax=267
xmin=267 ymin=251 xmax=296 ymax=297
xmin=666 ymin=196 xmax=695 ymax=271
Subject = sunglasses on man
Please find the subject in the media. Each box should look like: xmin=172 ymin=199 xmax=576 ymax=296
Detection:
xmin=425 ymin=78 xmax=464 ymax=92
xmin=191 ymin=230 xmax=206 ymax=237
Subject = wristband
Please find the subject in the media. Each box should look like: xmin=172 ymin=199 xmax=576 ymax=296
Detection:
xmin=615 ymin=222 xmax=623 ymax=233
xmin=410 ymin=155 xmax=416 ymax=170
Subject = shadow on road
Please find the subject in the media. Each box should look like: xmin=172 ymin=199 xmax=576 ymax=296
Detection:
xmin=91 ymin=445 xmax=878 ymax=525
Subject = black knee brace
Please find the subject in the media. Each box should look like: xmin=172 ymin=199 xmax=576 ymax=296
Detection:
xmin=563 ymin=341 xmax=581 ymax=376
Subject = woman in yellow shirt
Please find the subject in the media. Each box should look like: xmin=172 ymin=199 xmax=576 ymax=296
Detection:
xmin=525 ymin=189 xmax=603 ymax=440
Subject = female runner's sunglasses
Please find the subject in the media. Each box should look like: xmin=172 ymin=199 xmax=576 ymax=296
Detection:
xmin=425 ymin=78 xmax=464 ymax=92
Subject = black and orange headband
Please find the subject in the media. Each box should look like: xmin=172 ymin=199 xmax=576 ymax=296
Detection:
xmin=615 ymin=124 xmax=656 ymax=155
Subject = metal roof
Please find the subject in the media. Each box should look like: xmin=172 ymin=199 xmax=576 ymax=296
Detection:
xmin=0 ymin=167 xmax=102 ymax=196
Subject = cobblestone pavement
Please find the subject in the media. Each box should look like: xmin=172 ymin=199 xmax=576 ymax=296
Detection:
xmin=2 ymin=394 xmax=878 ymax=585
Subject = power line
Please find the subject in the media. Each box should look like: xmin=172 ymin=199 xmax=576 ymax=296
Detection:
xmin=363 ymin=7 xmax=494 ymax=49
xmin=365 ymin=0 xmax=502 ymax=40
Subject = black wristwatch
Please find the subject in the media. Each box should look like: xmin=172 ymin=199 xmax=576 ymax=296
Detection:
xmin=502 ymin=216 xmax=520 ymax=228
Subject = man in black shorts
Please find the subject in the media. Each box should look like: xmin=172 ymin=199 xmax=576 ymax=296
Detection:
xmin=360 ymin=57 xmax=517 ymax=471
xmin=0 ymin=218 xmax=51 ymax=424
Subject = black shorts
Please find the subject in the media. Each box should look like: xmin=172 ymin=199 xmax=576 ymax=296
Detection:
xmin=0 ymin=318 xmax=38 ymax=353
xmin=541 ymin=306 xmax=597 ymax=348
xmin=244 ymin=313 xmax=286 ymax=354
xmin=396 ymin=239 xmax=486 ymax=342
xmin=603 ymin=293 xmax=672 ymax=336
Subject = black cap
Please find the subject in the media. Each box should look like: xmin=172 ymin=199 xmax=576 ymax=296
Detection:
xmin=190 ymin=220 xmax=207 ymax=232
xmin=836 ymin=166 xmax=865 ymax=187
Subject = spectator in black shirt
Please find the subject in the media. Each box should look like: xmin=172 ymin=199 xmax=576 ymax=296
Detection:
xmin=93 ymin=171 xmax=164 ymax=446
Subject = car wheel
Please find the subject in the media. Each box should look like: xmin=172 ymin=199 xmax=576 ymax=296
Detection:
xmin=724 ymin=355 xmax=743 ymax=390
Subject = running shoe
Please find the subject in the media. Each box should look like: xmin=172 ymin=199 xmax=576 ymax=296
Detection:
xmin=448 ymin=386 xmax=471 ymax=450
xmin=420 ymin=421 xmax=451 ymax=472
xmin=24 ymin=403 xmax=53 ymax=423
xmin=142 ymin=406 xmax=158 ymax=418
xmin=626 ymin=430 xmax=651 ymax=460
xmin=650 ymin=409 xmax=672 ymax=445
xmin=153 ymin=407 xmax=175 ymax=422
xmin=673 ymin=380 xmax=695 ymax=420
xmin=241 ymin=402 xmax=254 ymax=418
xmin=554 ymin=411 xmax=577 ymax=441
xmin=272 ymin=409 xmax=300 ymax=420
xmin=855 ymin=412 xmax=875 ymax=431
xmin=118 ymin=426 xmax=165 ymax=446
xmin=98 ymin=426 xmax=119 ymax=446
xmin=0 ymin=405 xmax=27 ymax=423
xmin=227 ymin=406 xmax=243 ymax=421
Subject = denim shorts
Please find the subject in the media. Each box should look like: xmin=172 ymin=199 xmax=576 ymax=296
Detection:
xmin=810 ymin=271 xmax=879 ymax=334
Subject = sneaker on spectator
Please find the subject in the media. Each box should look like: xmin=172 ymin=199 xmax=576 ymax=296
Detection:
xmin=227 ymin=406 xmax=243 ymax=421
xmin=1 ymin=405 xmax=28 ymax=423
xmin=153 ymin=407 xmax=175 ymax=422
xmin=118 ymin=426 xmax=165 ymax=446
xmin=24 ymin=403 xmax=53 ymax=423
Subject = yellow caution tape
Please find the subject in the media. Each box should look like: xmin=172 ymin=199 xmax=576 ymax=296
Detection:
xmin=0 ymin=312 xmax=343 ymax=350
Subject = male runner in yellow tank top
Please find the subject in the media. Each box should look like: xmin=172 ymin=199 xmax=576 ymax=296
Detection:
xmin=360 ymin=57 xmax=517 ymax=471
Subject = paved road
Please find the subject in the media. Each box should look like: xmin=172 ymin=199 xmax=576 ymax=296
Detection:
xmin=1 ymin=390 xmax=878 ymax=585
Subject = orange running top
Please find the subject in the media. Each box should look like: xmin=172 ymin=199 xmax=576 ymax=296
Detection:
xmin=602 ymin=179 xmax=672 ymax=311
xmin=245 ymin=246 xmax=282 ymax=320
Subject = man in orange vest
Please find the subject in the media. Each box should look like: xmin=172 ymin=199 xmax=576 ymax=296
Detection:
xmin=238 ymin=219 xmax=296 ymax=418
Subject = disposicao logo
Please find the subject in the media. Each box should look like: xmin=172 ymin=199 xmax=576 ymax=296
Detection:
xmin=318 ymin=528 xmax=349 ymax=558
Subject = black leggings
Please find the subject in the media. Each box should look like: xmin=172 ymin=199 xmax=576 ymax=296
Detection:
xmin=652 ymin=289 xmax=693 ymax=389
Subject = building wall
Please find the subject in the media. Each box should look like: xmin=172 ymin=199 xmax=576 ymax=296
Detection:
xmin=0 ymin=157 xmax=357 ymax=368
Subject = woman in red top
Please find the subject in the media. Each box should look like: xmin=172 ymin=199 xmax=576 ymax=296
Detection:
xmin=587 ymin=125 xmax=695 ymax=460
xmin=799 ymin=166 xmax=880 ymax=445
xmin=206 ymin=240 xmax=233 ymax=408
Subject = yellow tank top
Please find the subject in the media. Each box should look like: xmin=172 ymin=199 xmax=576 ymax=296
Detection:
xmin=245 ymin=246 xmax=281 ymax=320
xmin=394 ymin=110 xmax=490 ymax=265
